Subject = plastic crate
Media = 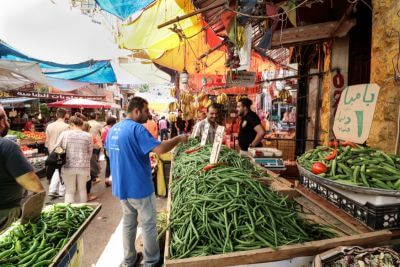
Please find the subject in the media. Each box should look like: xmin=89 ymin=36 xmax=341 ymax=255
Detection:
xmin=299 ymin=176 xmax=400 ymax=230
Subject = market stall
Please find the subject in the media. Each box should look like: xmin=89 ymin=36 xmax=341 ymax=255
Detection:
xmin=160 ymin=138 xmax=396 ymax=266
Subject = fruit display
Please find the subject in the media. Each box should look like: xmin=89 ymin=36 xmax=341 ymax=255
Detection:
xmin=161 ymin=139 xmax=336 ymax=259
xmin=168 ymin=113 xmax=177 ymax=123
xmin=6 ymin=130 xmax=26 ymax=140
xmin=297 ymin=141 xmax=400 ymax=190
xmin=235 ymin=94 xmax=247 ymax=103
xmin=216 ymin=93 xmax=228 ymax=105
xmin=0 ymin=204 xmax=94 ymax=266
xmin=22 ymin=131 xmax=46 ymax=141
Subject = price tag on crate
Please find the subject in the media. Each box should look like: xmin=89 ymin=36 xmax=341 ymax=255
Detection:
xmin=210 ymin=126 xmax=225 ymax=164
xmin=200 ymin=122 xmax=210 ymax=146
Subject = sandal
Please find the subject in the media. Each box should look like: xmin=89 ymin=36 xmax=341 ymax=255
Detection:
xmin=87 ymin=194 xmax=97 ymax=202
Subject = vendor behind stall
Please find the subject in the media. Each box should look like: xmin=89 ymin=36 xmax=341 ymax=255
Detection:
xmin=0 ymin=105 xmax=45 ymax=232
xmin=193 ymin=103 xmax=220 ymax=144
xmin=237 ymin=98 xmax=266 ymax=153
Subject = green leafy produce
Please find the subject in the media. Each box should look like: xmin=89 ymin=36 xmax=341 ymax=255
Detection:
xmin=6 ymin=130 xmax=26 ymax=140
xmin=298 ymin=144 xmax=400 ymax=190
xmin=161 ymin=139 xmax=336 ymax=259
xmin=0 ymin=204 xmax=93 ymax=266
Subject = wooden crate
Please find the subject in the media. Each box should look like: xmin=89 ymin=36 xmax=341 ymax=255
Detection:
xmin=164 ymin=168 xmax=392 ymax=266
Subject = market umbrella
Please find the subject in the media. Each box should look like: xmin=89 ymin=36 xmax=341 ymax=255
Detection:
xmin=47 ymin=99 xmax=112 ymax=109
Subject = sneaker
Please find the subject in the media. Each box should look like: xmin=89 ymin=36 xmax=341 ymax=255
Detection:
xmin=119 ymin=252 xmax=143 ymax=267
xmin=48 ymin=192 xmax=60 ymax=199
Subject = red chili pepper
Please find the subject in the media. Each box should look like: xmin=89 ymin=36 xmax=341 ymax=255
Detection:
xmin=185 ymin=147 xmax=202 ymax=154
xmin=202 ymin=162 xmax=225 ymax=172
xmin=341 ymin=141 xmax=356 ymax=148
xmin=311 ymin=162 xmax=328 ymax=174
xmin=325 ymin=149 xmax=338 ymax=161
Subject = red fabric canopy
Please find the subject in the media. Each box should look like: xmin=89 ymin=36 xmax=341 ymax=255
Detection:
xmin=47 ymin=98 xmax=111 ymax=109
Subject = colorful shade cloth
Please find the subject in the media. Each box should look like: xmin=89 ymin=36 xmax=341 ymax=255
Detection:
xmin=96 ymin=0 xmax=154 ymax=20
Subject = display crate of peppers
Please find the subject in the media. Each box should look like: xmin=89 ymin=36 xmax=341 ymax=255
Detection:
xmin=0 ymin=203 xmax=101 ymax=267
xmin=162 ymin=139 xmax=392 ymax=266
xmin=297 ymin=141 xmax=400 ymax=193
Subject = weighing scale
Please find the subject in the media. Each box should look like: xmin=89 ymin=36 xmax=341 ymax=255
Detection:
xmin=252 ymin=157 xmax=286 ymax=171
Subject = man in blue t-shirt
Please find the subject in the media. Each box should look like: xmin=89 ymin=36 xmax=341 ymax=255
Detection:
xmin=106 ymin=97 xmax=188 ymax=267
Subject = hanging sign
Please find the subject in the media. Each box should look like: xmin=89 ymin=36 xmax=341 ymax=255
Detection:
xmin=226 ymin=71 xmax=256 ymax=87
xmin=200 ymin=122 xmax=210 ymax=146
xmin=210 ymin=126 xmax=226 ymax=164
xmin=333 ymin=84 xmax=380 ymax=144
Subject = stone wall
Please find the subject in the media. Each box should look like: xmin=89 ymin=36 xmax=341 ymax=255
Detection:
xmin=368 ymin=0 xmax=400 ymax=153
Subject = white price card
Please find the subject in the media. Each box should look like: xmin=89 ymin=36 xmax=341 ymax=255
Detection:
xmin=333 ymin=83 xmax=380 ymax=144
xmin=191 ymin=122 xmax=200 ymax=138
xmin=210 ymin=126 xmax=225 ymax=164
xmin=200 ymin=122 xmax=210 ymax=146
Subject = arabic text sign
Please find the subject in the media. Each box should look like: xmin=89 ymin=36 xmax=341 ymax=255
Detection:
xmin=226 ymin=71 xmax=256 ymax=87
xmin=333 ymin=84 xmax=380 ymax=144
xmin=210 ymin=126 xmax=225 ymax=164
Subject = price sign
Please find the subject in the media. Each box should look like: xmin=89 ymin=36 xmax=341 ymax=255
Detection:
xmin=333 ymin=84 xmax=380 ymax=144
xmin=200 ymin=122 xmax=210 ymax=146
xmin=191 ymin=122 xmax=200 ymax=138
xmin=210 ymin=126 xmax=225 ymax=164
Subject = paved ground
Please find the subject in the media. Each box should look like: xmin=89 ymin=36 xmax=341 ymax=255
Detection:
xmin=41 ymin=157 xmax=167 ymax=267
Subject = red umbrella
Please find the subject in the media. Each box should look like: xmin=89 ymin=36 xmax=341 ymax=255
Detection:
xmin=47 ymin=98 xmax=111 ymax=109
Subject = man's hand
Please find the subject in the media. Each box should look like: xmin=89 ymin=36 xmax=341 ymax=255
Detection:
xmin=153 ymin=134 xmax=189 ymax=155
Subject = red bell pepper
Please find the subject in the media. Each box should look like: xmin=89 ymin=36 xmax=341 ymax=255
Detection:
xmin=311 ymin=162 xmax=328 ymax=175
xmin=325 ymin=149 xmax=338 ymax=161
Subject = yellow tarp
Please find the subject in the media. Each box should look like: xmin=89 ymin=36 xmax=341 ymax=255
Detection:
xmin=119 ymin=0 xmax=201 ymax=59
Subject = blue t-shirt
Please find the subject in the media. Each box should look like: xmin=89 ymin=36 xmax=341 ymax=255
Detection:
xmin=105 ymin=119 xmax=161 ymax=199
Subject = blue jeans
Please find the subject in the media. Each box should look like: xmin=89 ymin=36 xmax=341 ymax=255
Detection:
xmin=120 ymin=194 xmax=159 ymax=267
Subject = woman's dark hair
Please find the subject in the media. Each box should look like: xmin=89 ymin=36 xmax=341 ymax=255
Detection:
xmin=239 ymin=98 xmax=252 ymax=109
xmin=74 ymin=112 xmax=88 ymax=121
xmin=106 ymin=116 xmax=117 ymax=126
xmin=127 ymin=97 xmax=148 ymax=113
xmin=69 ymin=115 xmax=84 ymax=127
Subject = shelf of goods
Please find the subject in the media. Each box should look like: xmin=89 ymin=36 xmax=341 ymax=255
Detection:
xmin=0 ymin=203 xmax=101 ymax=267
xmin=162 ymin=139 xmax=392 ymax=267
xmin=7 ymin=130 xmax=46 ymax=146
xmin=297 ymin=142 xmax=400 ymax=230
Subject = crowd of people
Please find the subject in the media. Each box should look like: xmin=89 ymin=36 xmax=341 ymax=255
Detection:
xmin=0 ymin=96 xmax=265 ymax=267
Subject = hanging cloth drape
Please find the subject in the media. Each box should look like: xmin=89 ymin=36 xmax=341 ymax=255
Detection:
xmin=95 ymin=0 xmax=154 ymax=20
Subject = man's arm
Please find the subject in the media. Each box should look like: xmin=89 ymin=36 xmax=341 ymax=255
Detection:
xmin=16 ymin=171 xmax=45 ymax=193
xmin=250 ymin=124 xmax=266 ymax=147
xmin=152 ymin=135 xmax=188 ymax=155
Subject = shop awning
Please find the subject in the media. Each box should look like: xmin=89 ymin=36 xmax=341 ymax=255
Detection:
xmin=0 ymin=44 xmax=116 ymax=84
xmin=119 ymin=0 xmax=201 ymax=59
xmin=0 ymin=97 xmax=35 ymax=105
xmin=47 ymin=99 xmax=113 ymax=109
xmin=95 ymin=0 xmax=154 ymax=20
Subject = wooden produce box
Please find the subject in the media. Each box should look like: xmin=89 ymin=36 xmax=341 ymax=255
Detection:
xmin=163 ymin=166 xmax=392 ymax=267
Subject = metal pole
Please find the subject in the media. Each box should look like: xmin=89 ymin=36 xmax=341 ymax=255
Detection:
xmin=157 ymin=2 xmax=226 ymax=29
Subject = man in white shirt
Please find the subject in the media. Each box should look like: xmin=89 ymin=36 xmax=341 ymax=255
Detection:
xmin=45 ymin=108 xmax=69 ymax=198
xmin=193 ymin=103 xmax=220 ymax=144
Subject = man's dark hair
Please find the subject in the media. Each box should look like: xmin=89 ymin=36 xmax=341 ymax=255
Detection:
xmin=161 ymin=116 xmax=165 ymax=120
xmin=148 ymin=114 xmax=153 ymax=120
xmin=56 ymin=108 xmax=67 ymax=119
xmin=178 ymin=109 xmax=182 ymax=113
xmin=127 ymin=97 xmax=148 ymax=113
xmin=106 ymin=116 xmax=117 ymax=126
xmin=239 ymin=98 xmax=252 ymax=109
xmin=207 ymin=103 xmax=220 ymax=112
xmin=89 ymin=112 xmax=97 ymax=120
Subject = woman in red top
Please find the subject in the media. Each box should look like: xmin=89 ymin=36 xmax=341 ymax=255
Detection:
xmin=101 ymin=116 xmax=117 ymax=187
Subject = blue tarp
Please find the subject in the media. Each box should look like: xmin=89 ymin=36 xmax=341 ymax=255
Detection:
xmin=95 ymin=0 xmax=154 ymax=20
xmin=0 ymin=43 xmax=116 ymax=84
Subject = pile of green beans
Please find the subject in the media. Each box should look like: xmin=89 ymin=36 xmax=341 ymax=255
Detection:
xmin=164 ymin=141 xmax=336 ymax=259
xmin=0 ymin=204 xmax=93 ymax=267
xmin=298 ymin=145 xmax=400 ymax=190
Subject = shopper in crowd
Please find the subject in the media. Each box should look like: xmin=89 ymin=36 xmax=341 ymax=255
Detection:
xmin=158 ymin=116 xmax=169 ymax=141
xmin=45 ymin=108 xmax=69 ymax=198
xmin=57 ymin=115 xmax=93 ymax=203
xmin=193 ymin=103 xmax=220 ymax=144
xmin=175 ymin=109 xmax=185 ymax=135
xmin=185 ymin=118 xmax=194 ymax=134
xmin=81 ymin=120 xmax=98 ymax=202
xmin=101 ymin=116 xmax=117 ymax=187
xmin=88 ymin=112 xmax=103 ymax=184
xmin=169 ymin=114 xmax=177 ymax=138
xmin=237 ymin=98 xmax=266 ymax=153
xmin=144 ymin=115 xmax=158 ymax=139
xmin=0 ymin=104 xmax=45 ymax=231
xmin=106 ymin=97 xmax=189 ymax=267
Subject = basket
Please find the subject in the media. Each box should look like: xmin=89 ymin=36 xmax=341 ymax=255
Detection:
xmin=299 ymin=175 xmax=400 ymax=230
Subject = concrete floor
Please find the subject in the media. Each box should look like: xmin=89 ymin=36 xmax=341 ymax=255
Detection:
xmin=42 ymin=158 xmax=167 ymax=267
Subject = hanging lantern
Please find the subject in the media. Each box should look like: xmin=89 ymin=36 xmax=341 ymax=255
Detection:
xmin=180 ymin=69 xmax=189 ymax=85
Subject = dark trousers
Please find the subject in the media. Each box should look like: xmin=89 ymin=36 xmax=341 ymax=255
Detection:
xmin=86 ymin=180 xmax=92 ymax=194
xmin=105 ymin=154 xmax=111 ymax=178
xmin=46 ymin=165 xmax=61 ymax=183
xmin=160 ymin=129 xmax=168 ymax=141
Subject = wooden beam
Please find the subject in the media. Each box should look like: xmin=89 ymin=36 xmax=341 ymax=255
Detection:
xmin=157 ymin=2 xmax=226 ymax=29
xmin=271 ymin=20 xmax=356 ymax=48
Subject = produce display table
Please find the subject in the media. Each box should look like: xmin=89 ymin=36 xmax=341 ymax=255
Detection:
xmin=163 ymin=161 xmax=392 ymax=267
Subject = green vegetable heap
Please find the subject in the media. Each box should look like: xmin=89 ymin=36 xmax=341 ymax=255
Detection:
xmin=297 ymin=142 xmax=400 ymax=190
xmin=0 ymin=204 xmax=93 ymax=267
xmin=6 ymin=130 xmax=26 ymax=140
xmin=164 ymin=139 xmax=336 ymax=259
